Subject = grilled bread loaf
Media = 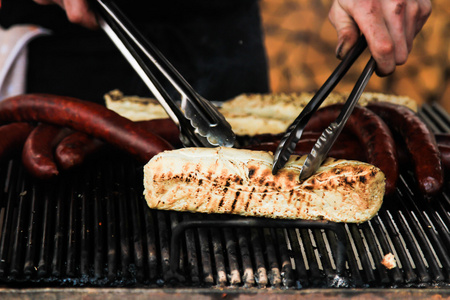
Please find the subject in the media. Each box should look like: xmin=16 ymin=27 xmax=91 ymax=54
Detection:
xmin=220 ymin=92 xmax=417 ymax=121
xmin=106 ymin=90 xmax=417 ymax=135
xmin=104 ymin=89 xmax=169 ymax=121
xmin=143 ymin=147 xmax=385 ymax=223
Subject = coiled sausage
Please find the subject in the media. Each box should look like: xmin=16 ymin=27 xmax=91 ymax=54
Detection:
xmin=0 ymin=94 xmax=173 ymax=163
xmin=367 ymin=102 xmax=444 ymax=196
xmin=55 ymin=131 xmax=105 ymax=170
xmin=0 ymin=122 xmax=34 ymax=161
xmin=22 ymin=123 xmax=71 ymax=179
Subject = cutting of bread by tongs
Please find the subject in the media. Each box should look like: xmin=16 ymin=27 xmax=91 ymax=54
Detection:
xmin=93 ymin=0 xmax=236 ymax=148
xmin=272 ymin=35 xmax=376 ymax=179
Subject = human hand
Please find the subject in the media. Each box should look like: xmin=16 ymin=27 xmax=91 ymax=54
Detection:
xmin=328 ymin=0 xmax=431 ymax=76
xmin=33 ymin=0 xmax=98 ymax=29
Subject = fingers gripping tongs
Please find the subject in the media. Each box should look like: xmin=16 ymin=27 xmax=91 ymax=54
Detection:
xmin=272 ymin=35 xmax=376 ymax=179
xmin=93 ymin=0 xmax=236 ymax=148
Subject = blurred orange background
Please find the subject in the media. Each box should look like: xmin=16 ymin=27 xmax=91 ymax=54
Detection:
xmin=259 ymin=0 xmax=450 ymax=112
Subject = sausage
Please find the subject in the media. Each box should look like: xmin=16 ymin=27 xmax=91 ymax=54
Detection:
xmin=398 ymin=143 xmax=450 ymax=172
xmin=439 ymin=144 xmax=450 ymax=171
xmin=302 ymin=104 xmax=399 ymax=195
xmin=0 ymin=122 xmax=34 ymax=161
xmin=22 ymin=123 xmax=71 ymax=179
xmin=393 ymin=136 xmax=410 ymax=168
xmin=55 ymin=131 xmax=105 ymax=170
xmin=0 ymin=94 xmax=173 ymax=163
xmin=55 ymin=119 xmax=181 ymax=170
xmin=435 ymin=133 xmax=450 ymax=147
xmin=367 ymin=102 xmax=444 ymax=196
xmin=243 ymin=136 xmax=366 ymax=162
xmin=137 ymin=119 xmax=182 ymax=148
xmin=237 ymin=130 xmax=356 ymax=148
xmin=54 ymin=118 xmax=181 ymax=170
xmin=393 ymin=135 xmax=449 ymax=172
xmin=236 ymin=132 xmax=284 ymax=147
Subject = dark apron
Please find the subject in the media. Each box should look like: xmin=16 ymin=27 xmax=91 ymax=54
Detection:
xmin=0 ymin=0 xmax=269 ymax=104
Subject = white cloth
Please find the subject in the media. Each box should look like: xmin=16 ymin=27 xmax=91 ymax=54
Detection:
xmin=0 ymin=25 xmax=51 ymax=100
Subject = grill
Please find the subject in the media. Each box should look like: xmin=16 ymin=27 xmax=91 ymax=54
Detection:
xmin=0 ymin=103 xmax=449 ymax=295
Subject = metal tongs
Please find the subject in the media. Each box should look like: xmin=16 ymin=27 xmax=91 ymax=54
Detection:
xmin=93 ymin=0 xmax=236 ymax=148
xmin=272 ymin=35 xmax=376 ymax=179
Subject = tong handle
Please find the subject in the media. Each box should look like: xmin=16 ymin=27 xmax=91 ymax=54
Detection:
xmin=94 ymin=0 xmax=182 ymax=121
xmin=94 ymin=0 xmax=235 ymax=147
xmin=272 ymin=35 xmax=368 ymax=174
xmin=335 ymin=57 xmax=376 ymax=125
xmin=99 ymin=16 xmax=211 ymax=147
xmin=97 ymin=0 xmax=212 ymax=120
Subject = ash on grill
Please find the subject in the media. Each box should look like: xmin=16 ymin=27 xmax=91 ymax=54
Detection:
xmin=0 ymin=103 xmax=449 ymax=289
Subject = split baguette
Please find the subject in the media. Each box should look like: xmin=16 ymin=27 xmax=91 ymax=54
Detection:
xmin=143 ymin=147 xmax=385 ymax=223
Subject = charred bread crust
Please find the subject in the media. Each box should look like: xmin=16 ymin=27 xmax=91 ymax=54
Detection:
xmin=143 ymin=147 xmax=385 ymax=223
xmin=104 ymin=89 xmax=169 ymax=121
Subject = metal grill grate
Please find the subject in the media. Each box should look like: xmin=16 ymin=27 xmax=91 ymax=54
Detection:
xmin=0 ymin=103 xmax=449 ymax=289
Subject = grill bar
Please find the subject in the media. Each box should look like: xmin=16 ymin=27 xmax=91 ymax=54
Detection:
xmin=275 ymin=228 xmax=295 ymax=287
xmin=365 ymin=218 xmax=404 ymax=284
xmin=92 ymin=168 xmax=106 ymax=281
xmin=182 ymin=215 xmax=200 ymax=284
xmin=398 ymin=177 xmax=450 ymax=281
xmin=237 ymin=227 xmax=255 ymax=287
xmin=287 ymin=228 xmax=309 ymax=286
xmin=0 ymin=103 xmax=449 ymax=290
xmin=359 ymin=222 xmax=390 ymax=284
xmin=168 ymin=218 xmax=348 ymax=286
xmin=378 ymin=208 xmax=419 ymax=283
xmin=197 ymin=226 xmax=213 ymax=284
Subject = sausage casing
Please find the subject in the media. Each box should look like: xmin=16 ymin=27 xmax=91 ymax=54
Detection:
xmin=0 ymin=94 xmax=173 ymax=163
xmin=367 ymin=102 xmax=444 ymax=196
xmin=55 ymin=131 xmax=104 ymax=170
xmin=0 ymin=122 xmax=34 ymax=161
xmin=22 ymin=123 xmax=71 ymax=179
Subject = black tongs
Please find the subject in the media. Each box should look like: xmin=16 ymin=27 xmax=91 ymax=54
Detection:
xmin=272 ymin=35 xmax=376 ymax=178
xmin=93 ymin=0 xmax=236 ymax=148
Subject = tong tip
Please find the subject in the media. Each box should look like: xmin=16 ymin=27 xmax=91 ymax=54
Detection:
xmin=272 ymin=122 xmax=309 ymax=175
xmin=271 ymin=162 xmax=282 ymax=175
xmin=271 ymin=136 xmax=297 ymax=175
xmin=298 ymin=161 xmax=315 ymax=180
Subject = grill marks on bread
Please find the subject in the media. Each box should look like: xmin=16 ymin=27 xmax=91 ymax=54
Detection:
xmin=144 ymin=147 xmax=385 ymax=223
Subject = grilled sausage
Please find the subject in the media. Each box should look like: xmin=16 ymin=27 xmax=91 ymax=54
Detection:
xmin=439 ymin=145 xmax=450 ymax=171
xmin=302 ymin=104 xmax=399 ymax=195
xmin=397 ymin=143 xmax=450 ymax=172
xmin=392 ymin=133 xmax=449 ymax=173
xmin=22 ymin=123 xmax=71 ymax=179
xmin=243 ymin=136 xmax=366 ymax=162
xmin=367 ymin=102 xmax=444 ymax=196
xmin=237 ymin=130 xmax=355 ymax=148
xmin=55 ymin=119 xmax=181 ymax=170
xmin=55 ymin=131 xmax=105 ymax=170
xmin=54 ymin=119 xmax=181 ymax=171
xmin=435 ymin=133 xmax=450 ymax=147
xmin=0 ymin=94 xmax=173 ymax=163
xmin=137 ymin=119 xmax=182 ymax=148
xmin=0 ymin=122 xmax=34 ymax=161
